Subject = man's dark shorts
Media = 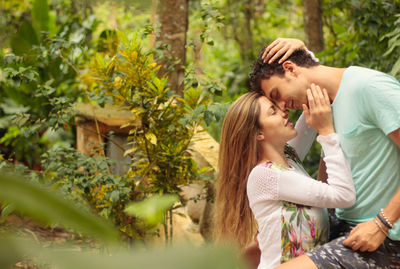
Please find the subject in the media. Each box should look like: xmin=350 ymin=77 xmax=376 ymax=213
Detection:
xmin=306 ymin=212 xmax=400 ymax=268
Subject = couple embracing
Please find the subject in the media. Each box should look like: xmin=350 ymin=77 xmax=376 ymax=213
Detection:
xmin=216 ymin=38 xmax=400 ymax=268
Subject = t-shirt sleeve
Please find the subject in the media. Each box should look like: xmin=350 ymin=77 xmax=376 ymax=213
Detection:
xmin=362 ymin=74 xmax=400 ymax=135
xmin=247 ymin=134 xmax=355 ymax=208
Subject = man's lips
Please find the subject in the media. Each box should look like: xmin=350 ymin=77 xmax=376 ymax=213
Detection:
xmin=287 ymin=100 xmax=295 ymax=110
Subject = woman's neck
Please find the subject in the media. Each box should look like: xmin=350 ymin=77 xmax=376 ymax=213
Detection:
xmin=258 ymin=142 xmax=290 ymax=168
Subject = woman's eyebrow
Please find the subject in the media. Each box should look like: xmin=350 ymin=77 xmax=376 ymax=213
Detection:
xmin=268 ymin=105 xmax=275 ymax=112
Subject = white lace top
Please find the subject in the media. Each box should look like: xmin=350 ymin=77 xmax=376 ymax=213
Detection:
xmin=246 ymin=113 xmax=355 ymax=268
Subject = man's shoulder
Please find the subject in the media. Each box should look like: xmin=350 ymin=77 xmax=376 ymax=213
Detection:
xmin=344 ymin=66 xmax=399 ymax=91
xmin=346 ymin=66 xmax=384 ymax=77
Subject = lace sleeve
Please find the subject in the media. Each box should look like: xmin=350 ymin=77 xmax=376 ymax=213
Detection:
xmin=247 ymin=165 xmax=279 ymax=203
xmin=287 ymin=112 xmax=317 ymax=161
xmin=248 ymin=134 xmax=355 ymax=208
xmin=279 ymin=134 xmax=355 ymax=208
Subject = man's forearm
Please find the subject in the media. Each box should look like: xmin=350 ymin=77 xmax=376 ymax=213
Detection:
xmin=383 ymin=187 xmax=400 ymax=228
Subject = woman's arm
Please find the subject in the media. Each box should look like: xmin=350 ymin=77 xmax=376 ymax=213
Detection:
xmin=287 ymin=113 xmax=317 ymax=162
xmin=248 ymin=133 xmax=355 ymax=208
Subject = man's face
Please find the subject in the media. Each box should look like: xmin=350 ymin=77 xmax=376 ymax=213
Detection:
xmin=260 ymin=73 xmax=309 ymax=111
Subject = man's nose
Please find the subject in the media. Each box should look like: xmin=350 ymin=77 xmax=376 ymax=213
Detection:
xmin=276 ymin=100 xmax=286 ymax=111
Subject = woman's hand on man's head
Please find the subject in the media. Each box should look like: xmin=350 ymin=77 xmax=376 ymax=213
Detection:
xmin=262 ymin=38 xmax=306 ymax=64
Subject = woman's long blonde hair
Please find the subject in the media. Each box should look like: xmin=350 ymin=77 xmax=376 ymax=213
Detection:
xmin=215 ymin=91 xmax=263 ymax=249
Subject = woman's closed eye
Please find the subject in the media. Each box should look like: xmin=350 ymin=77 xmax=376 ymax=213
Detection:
xmin=269 ymin=106 xmax=277 ymax=115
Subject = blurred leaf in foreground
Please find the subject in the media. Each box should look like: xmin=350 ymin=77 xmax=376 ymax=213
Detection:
xmin=0 ymin=172 xmax=119 ymax=245
xmin=0 ymin=235 xmax=244 ymax=269
xmin=125 ymin=194 xmax=179 ymax=227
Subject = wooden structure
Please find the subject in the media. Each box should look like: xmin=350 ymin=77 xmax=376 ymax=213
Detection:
xmin=74 ymin=103 xmax=219 ymax=240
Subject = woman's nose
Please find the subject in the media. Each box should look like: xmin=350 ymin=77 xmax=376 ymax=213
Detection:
xmin=279 ymin=108 xmax=289 ymax=118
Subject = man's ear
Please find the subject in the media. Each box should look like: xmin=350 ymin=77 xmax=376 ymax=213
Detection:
xmin=282 ymin=61 xmax=298 ymax=76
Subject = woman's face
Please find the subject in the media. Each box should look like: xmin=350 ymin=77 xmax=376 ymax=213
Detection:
xmin=257 ymin=96 xmax=297 ymax=144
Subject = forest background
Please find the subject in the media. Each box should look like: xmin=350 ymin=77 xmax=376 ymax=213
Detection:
xmin=1 ymin=0 xmax=400 ymax=268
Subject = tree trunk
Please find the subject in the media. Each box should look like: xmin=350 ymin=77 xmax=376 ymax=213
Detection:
xmin=153 ymin=0 xmax=189 ymax=96
xmin=303 ymin=0 xmax=324 ymax=52
xmin=227 ymin=0 xmax=254 ymax=63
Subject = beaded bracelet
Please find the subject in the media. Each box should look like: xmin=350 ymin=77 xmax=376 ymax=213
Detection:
xmin=380 ymin=209 xmax=394 ymax=229
xmin=374 ymin=218 xmax=388 ymax=236
xmin=377 ymin=213 xmax=392 ymax=230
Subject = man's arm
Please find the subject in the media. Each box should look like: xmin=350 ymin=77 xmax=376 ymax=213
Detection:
xmin=388 ymin=128 xmax=400 ymax=148
xmin=343 ymin=128 xmax=400 ymax=252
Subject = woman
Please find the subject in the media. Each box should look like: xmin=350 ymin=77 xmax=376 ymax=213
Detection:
xmin=215 ymin=85 xmax=355 ymax=268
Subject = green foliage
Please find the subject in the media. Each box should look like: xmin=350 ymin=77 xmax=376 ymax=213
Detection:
xmin=1 ymin=0 xmax=144 ymax=242
xmin=83 ymin=32 xmax=214 ymax=243
xmin=0 ymin=172 xmax=243 ymax=269
xmin=321 ymin=0 xmax=400 ymax=79
xmin=125 ymin=194 xmax=179 ymax=227
xmin=0 ymin=172 xmax=119 ymax=244
xmin=32 ymin=0 xmax=50 ymax=34
xmin=187 ymin=0 xmax=305 ymax=141
xmin=0 ymin=237 xmax=243 ymax=269
xmin=0 ymin=0 xmax=98 ymax=168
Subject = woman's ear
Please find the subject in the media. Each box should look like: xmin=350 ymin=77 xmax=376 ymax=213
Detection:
xmin=256 ymin=132 xmax=264 ymax=141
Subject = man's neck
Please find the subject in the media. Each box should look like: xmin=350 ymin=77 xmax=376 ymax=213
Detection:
xmin=304 ymin=65 xmax=347 ymax=103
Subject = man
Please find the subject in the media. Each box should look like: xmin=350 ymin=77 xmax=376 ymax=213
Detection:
xmin=248 ymin=38 xmax=400 ymax=268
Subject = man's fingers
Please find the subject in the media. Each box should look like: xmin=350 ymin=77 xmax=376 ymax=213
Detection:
xmin=359 ymin=245 xmax=370 ymax=252
xmin=342 ymin=230 xmax=356 ymax=246
xmin=342 ymin=236 xmax=351 ymax=246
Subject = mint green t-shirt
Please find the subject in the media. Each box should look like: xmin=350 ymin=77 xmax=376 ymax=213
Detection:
xmin=332 ymin=66 xmax=400 ymax=240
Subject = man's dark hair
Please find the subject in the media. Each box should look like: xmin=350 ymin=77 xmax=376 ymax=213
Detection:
xmin=249 ymin=48 xmax=319 ymax=94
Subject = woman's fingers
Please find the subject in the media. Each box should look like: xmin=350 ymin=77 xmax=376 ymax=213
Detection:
xmin=306 ymin=89 xmax=315 ymax=111
xmin=263 ymin=42 xmax=285 ymax=62
xmin=302 ymin=103 xmax=310 ymax=120
xmin=310 ymin=84 xmax=321 ymax=107
xmin=315 ymin=84 xmax=325 ymax=106
xmin=309 ymin=84 xmax=329 ymax=108
xmin=277 ymin=48 xmax=296 ymax=64
xmin=265 ymin=38 xmax=281 ymax=54
xmin=262 ymin=39 xmax=279 ymax=61
xmin=323 ymin=88 xmax=330 ymax=105
xmin=268 ymin=45 xmax=289 ymax=64
xmin=304 ymin=84 xmax=334 ymax=135
xmin=262 ymin=38 xmax=305 ymax=63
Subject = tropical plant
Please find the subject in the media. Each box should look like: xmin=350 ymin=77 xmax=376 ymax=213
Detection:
xmin=82 ymin=31 xmax=216 ymax=244
xmin=0 ymin=0 xmax=97 ymax=168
